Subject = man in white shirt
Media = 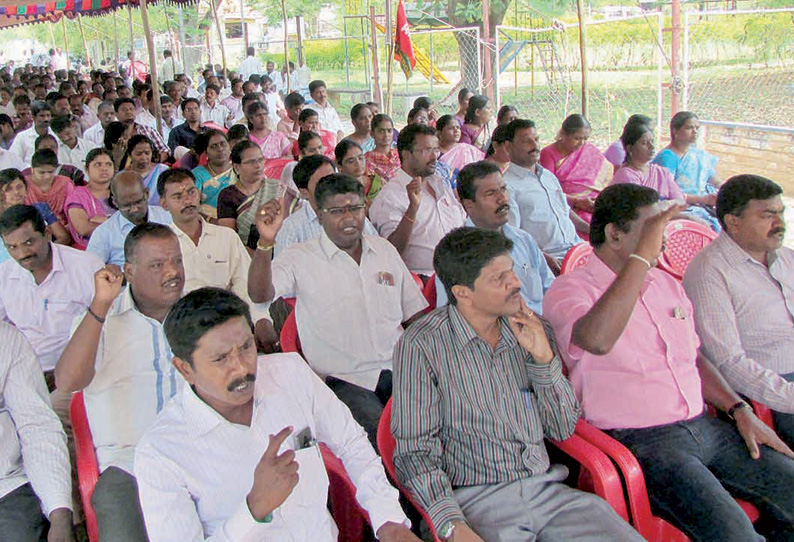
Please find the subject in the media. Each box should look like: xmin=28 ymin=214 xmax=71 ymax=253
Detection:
xmin=306 ymin=80 xmax=345 ymax=142
xmin=159 ymin=49 xmax=183 ymax=83
xmin=238 ymin=47 xmax=262 ymax=83
xmin=249 ymin=173 xmax=428 ymax=444
xmin=51 ymin=115 xmax=89 ymax=173
xmin=221 ymin=78 xmax=244 ymax=122
xmin=502 ymin=119 xmax=587 ymax=263
xmin=9 ymin=100 xmax=55 ymax=166
xmin=200 ymin=84 xmax=232 ymax=127
xmin=69 ymin=93 xmax=98 ymax=136
xmin=0 ymin=146 xmax=24 ymax=170
xmin=55 ymin=223 xmax=185 ymax=542
xmin=158 ymin=169 xmax=278 ymax=351
xmin=0 ymin=324 xmax=73 ymax=542
xmin=369 ymin=124 xmax=467 ymax=277
xmin=87 ymin=171 xmax=172 ymax=266
xmin=265 ymin=61 xmax=284 ymax=93
xmin=82 ymin=100 xmax=115 ymax=148
xmin=135 ymin=288 xmax=419 ymax=542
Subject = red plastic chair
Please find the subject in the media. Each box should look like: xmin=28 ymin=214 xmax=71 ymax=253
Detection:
xmin=280 ymin=310 xmax=302 ymax=356
xmin=320 ymin=444 xmax=372 ymax=542
xmin=574 ymin=418 xmax=760 ymax=541
xmin=560 ymin=243 xmax=593 ymax=275
xmin=69 ymin=391 xmax=100 ymax=542
xmin=656 ymin=219 xmax=717 ymax=280
xmin=751 ymin=400 xmax=775 ymax=430
xmin=376 ymin=400 xmax=630 ymax=541
xmin=421 ymin=275 xmax=437 ymax=312
xmin=410 ymin=272 xmax=424 ymax=290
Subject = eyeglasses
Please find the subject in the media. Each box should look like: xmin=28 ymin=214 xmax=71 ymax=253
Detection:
xmin=241 ymin=157 xmax=265 ymax=167
xmin=322 ymin=204 xmax=366 ymax=217
xmin=412 ymin=147 xmax=441 ymax=157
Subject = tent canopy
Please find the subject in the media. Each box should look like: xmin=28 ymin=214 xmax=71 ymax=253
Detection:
xmin=0 ymin=0 xmax=196 ymax=29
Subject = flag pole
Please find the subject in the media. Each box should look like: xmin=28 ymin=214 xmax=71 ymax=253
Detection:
xmin=385 ymin=0 xmax=394 ymax=116
xmin=369 ymin=6 xmax=382 ymax=107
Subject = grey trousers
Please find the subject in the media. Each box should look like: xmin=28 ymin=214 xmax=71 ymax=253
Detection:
xmin=91 ymin=467 xmax=148 ymax=541
xmin=453 ymin=465 xmax=644 ymax=542
xmin=0 ymin=483 xmax=46 ymax=542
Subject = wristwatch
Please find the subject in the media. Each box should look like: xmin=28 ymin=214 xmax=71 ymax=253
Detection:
xmin=727 ymin=400 xmax=751 ymax=420
xmin=439 ymin=521 xmax=458 ymax=540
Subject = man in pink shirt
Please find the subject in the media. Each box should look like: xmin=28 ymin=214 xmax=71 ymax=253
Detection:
xmin=544 ymin=183 xmax=794 ymax=542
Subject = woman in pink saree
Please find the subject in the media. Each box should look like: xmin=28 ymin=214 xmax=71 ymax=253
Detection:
xmin=540 ymin=114 xmax=610 ymax=222
xmin=437 ymin=115 xmax=485 ymax=182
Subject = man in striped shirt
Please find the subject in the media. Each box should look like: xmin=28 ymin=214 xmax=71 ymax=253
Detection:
xmin=392 ymin=227 xmax=642 ymax=542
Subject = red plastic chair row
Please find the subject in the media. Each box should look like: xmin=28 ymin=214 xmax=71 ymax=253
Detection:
xmin=69 ymin=392 xmax=100 ymax=542
xmin=280 ymin=309 xmax=302 ymax=356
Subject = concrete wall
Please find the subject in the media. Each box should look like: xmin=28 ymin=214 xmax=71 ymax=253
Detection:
xmin=699 ymin=121 xmax=794 ymax=195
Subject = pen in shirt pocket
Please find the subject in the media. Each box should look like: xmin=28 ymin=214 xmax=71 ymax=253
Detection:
xmin=521 ymin=389 xmax=533 ymax=410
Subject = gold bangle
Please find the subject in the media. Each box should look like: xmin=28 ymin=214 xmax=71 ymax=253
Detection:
xmin=628 ymin=253 xmax=652 ymax=269
xmin=404 ymin=214 xmax=416 ymax=224
xmin=256 ymin=240 xmax=274 ymax=252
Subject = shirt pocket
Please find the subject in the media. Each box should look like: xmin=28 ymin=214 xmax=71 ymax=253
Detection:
xmin=371 ymin=281 xmax=403 ymax=324
xmin=288 ymin=445 xmax=330 ymax=509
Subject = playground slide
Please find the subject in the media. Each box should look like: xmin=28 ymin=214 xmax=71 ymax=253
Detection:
xmin=374 ymin=21 xmax=450 ymax=84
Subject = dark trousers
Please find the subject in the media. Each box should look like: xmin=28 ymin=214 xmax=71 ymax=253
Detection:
xmin=326 ymin=370 xmax=392 ymax=450
xmin=91 ymin=467 xmax=148 ymax=541
xmin=772 ymin=372 xmax=794 ymax=450
xmin=0 ymin=483 xmax=47 ymax=542
xmin=608 ymin=413 xmax=794 ymax=542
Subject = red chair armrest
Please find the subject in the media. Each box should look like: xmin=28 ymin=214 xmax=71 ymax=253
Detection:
xmin=69 ymin=391 xmax=100 ymax=542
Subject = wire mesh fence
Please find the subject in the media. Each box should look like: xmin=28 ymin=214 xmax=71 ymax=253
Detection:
xmin=683 ymin=7 xmax=794 ymax=128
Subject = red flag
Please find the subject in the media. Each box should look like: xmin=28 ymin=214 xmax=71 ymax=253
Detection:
xmin=394 ymin=0 xmax=416 ymax=79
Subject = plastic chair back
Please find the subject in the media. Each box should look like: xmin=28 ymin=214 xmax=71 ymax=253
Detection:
xmin=280 ymin=310 xmax=302 ymax=355
xmin=560 ymin=243 xmax=593 ymax=274
xmin=422 ymin=275 xmax=437 ymax=312
xmin=319 ymin=444 xmax=372 ymax=542
xmin=657 ymin=220 xmax=717 ymax=280
xmin=69 ymin=391 xmax=100 ymax=542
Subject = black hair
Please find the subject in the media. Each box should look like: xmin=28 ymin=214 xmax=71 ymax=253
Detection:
xmin=205 ymin=84 xmax=220 ymax=95
xmin=308 ymin=80 xmax=326 ymax=94
xmin=397 ymin=123 xmax=437 ymax=161
xmin=157 ymin=168 xmax=195 ymax=198
xmin=163 ymin=287 xmax=253 ymax=366
xmin=298 ymin=108 xmax=318 ymax=123
xmin=85 ymin=148 xmax=114 ymax=170
xmin=433 ymin=227 xmax=513 ymax=306
xmin=284 ymin=92 xmax=305 ymax=109
xmin=246 ymin=46 xmax=256 ymax=57
xmin=113 ymin=97 xmax=135 ymax=111
xmin=350 ymin=103 xmax=371 ymax=122
xmin=590 ymin=184 xmax=659 ymax=248
xmin=297 ymin=130 xmax=322 ymax=152
xmin=31 ymin=100 xmax=51 ymax=117
xmin=0 ymin=113 xmax=12 ymax=127
xmin=230 ymin=139 xmax=260 ymax=164
xmin=160 ymin=95 xmax=174 ymax=106
xmin=504 ymin=119 xmax=536 ymax=142
xmin=0 ymin=168 xmax=25 ymax=191
xmin=458 ymin=87 xmax=472 ymax=102
xmin=180 ymin=97 xmax=200 ymax=113
xmin=626 ymin=114 xmax=652 ymax=129
xmin=314 ymin=173 xmax=365 ymax=209
xmin=293 ymin=154 xmax=335 ymax=190
xmin=103 ymin=121 xmax=126 ymax=150
xmin=34 ymin=134 xmax=58 ymax=150
xmin=464 ymin=95 xmax=489 ymax=124
xmin=497 ymin=105 xmax=518 ymax=124
xmin=50 ymin=115 xmax=72 ymax=134
xmin=226 ymin=124 xmax=249 ymax=143
xmin=124 ymin=222 xmax=177 ymax=263
xmin=407 ymin=106 xmax=428 ymax=124
xmin=457 ymin=161 xmax=501 ymax=202
xmin=123 ymin=134 xmax=156 ymax=167
xmin=561 ymin=113 xmax=590 ymax=135
xmin=371 ymin=113 xmax=393 ymax=132
xmin=619 ymin=122 xmax=653 ymax=160
xmin=13 ymin=94 xmax=30 ymax=107
xmin=670 ymin=111 xmax=698 ymax=141
xmin=716 ymin=174 xmax=783 ymax=229
xmin=31 ymin=148 xmax=58 ymax=168
xmin=413 ymin=96 xmax=433 ymax=110
xmin=486 ymin=124 xmax=510 ymax=157
xmin=193 ymin=129 xmax=226 ymax=155
xmin=245 ymin=101 xmax=268 ymax=127
xmin=0 ymin=204 xmax=46 ymax=237
xmin=436 ymin=114 xmax=459 ymax=135
xmin=334 ymin=139 xmax=363 ymax=165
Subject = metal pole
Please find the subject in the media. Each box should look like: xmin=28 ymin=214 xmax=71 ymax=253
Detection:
xmin=113 ymin=10 xmax=120 ymax=69
xmin=178 ymin=7 xmax=187 ymax=65
xmin=482 ymin=0 xmax=493 ymax=100
xmin=48 ymin=21 xmax=57 ymax=50
xmin=656 ymin=13 xmax=664 ymax=145
xmin=385 ymin=0 xmax=395 ymax=115
xmin=127 ymin=4 xmax=134 ymax=59
xmin=429 ymin=33 xmax=434 ymax=93
xmin=77 ymin=14 xmax=93 ymax=68
xmin=576 ymin=0 xmax=589 ymax=116
xmin=671 ymin=0 xmax=682 ymax=115
xmin=208 ymin=0 xmax=228 ymax=77
xmin=240 ymin=0 xmax=249 ymax=51
xmin=369 ymin=6 xmax=382 ymax=106
xmin=60 ymin=17 xmax=70 ymax=71
xmin=140 ymin=0 xmax=163 ymax=137
xmin=495 ymin=30 xmax=501 ymax=109
xmin=280 ymin=0 xmax=291 ymax=93
xmin=295 ymin=16 xmax=304 ymax=67
xmin=683 ymin=12 xmax=690 ymax=110
xmin=343 ymin=18 xmax=350 ymax=86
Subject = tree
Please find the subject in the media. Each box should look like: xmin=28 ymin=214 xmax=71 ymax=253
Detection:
xmin=247 ymin=0 xmax=323 ymax=26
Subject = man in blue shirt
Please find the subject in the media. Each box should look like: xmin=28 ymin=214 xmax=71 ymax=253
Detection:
xmin=435 ymin=161 xmax=555 ymax=313
xmin=87 ymin=171 xmax=171 ymax=266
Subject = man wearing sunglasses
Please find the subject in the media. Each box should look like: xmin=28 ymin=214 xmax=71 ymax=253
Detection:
xmin=248 ymin=173 xmax=428 ymax=446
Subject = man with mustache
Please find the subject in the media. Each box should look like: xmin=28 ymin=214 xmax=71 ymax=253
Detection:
xmin=134 ymin=288 xmax=420 ymax=542
xmin=158 ymin=168 xmax=278 ymax=352
xmin=55 ymin=223 xmax=186 ymax=542
xmin=249 ymin=173 xmax=428 ymax=446
xmin=433 ymin=161 xmax=555 ymax=312
xmin=544 ymin=183 xmax=794 ymax=541
xmin=369 ymin=124 xmax=466 ymax=278
xmin=684 ymin=175 xmax=794 ymax=447
xmin=392 ymin=226 xmax=643 ymax=542
xmin=502 ymin=119 xmax=589 ymax=268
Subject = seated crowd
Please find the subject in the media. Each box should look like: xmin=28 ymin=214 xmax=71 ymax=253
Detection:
xmin=0 ymin=58 xmax=793 ymax=542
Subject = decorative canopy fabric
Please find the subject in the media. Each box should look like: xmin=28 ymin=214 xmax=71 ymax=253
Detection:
xmin=0 ymin=0 xmax=196 ymax=28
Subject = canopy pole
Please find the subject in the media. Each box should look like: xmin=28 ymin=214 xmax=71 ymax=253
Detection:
xmin=280 ymin=0 xmax=290 ymax=93
xmin=576 ymin=0 xmax=589 ymax=115
xmin=61 ymin=17 xmax=71 ymax=71
xmin=48 ymin=21 xmax=56 ymax=50
xmin=127 ymin=4 xmax=134 ymax=60
xmin=113 ymin=10 xmax=120 ymax=69
xmin=385 ymin=0 xmax=394 ymax=116
xmin=140 ymin=0 xmax=163 ymax=137
xmin=369 ymin=6 xmax=382 ymax=106
xmin=208 ymin=0 xmax=228 ymax=77
xmin=240 ymin=0 xmax=248 ymax=51
xmin=77 ymin=14 xmax=93 ymax=69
